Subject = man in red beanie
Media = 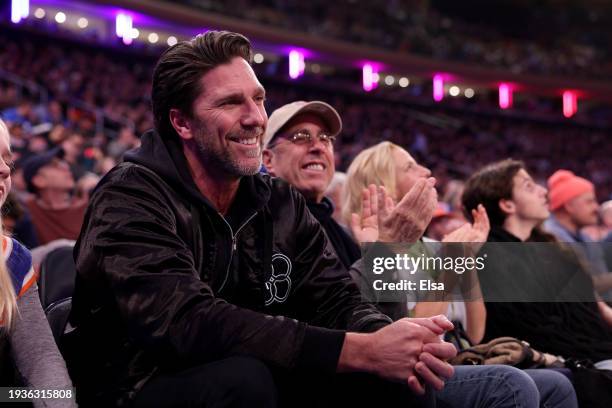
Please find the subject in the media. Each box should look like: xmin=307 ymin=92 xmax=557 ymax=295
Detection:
xmin=544 ymin=169 xmax=612 ymax=300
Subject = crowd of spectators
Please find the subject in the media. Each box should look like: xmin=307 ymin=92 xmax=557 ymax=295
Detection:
xmin=1 ymin=29 xmax=611 ymax=250
xmin=176 ymin=0 xmax=612 ymax=79
xmin=4 ymin=26 xmax=612 ymax=406
xmin=0 ymin=33 xmax=155 ymax=137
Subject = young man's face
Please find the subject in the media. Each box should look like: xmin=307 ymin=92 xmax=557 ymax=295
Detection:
xmin=564 ymin=191 xmax=599 ymax=227
xmin=182 ymin=57 xmax=267 ymax=178
xmin=393 ymin=147 xmax=432 ymax=199
xmin=34 ymin=158 xmax=75 ymax=192
xmin=603 ymin=207 xmax=612 ymax=229
xmin=508 ymin=169 xmax=550 ymax=223
xmin=263 ymin=113 xmax=335 ymax=203
xmin=0 ymin=127 xmax=12 ymax=206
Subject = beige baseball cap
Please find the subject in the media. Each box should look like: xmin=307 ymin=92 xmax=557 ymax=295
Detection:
xmin=264 ymin=100 xmax=342 ymax=148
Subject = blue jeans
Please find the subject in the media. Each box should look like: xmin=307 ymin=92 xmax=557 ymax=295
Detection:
xmin=437 ymin=365 xmax=577 ymax=408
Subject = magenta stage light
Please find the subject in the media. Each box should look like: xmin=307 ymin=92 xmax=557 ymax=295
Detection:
xmin=289 ymin=50 xmax=305 ymax=79
xmin=433 ymin=74 xmax=444 ymax=102
xmin=362 ymin=64 xmax=379 ymax=92
xmin=499 ymin=83 xmax=513 ymax=109
xmin=116 ymin=13 xmax=133 ymax=45
xmin=563 ymin=91 xmax=577 ymax=118
xmin=11 ymin=0 xmax=29 ymax=24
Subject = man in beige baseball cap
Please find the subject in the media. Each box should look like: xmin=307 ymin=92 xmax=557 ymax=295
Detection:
xmin=263 ymin=100 xmax=342 ymax=148
xmin=262 ymin=100 xmax=364 ymax=269
xmin=263 ymin=100 xmax=341 ymax=203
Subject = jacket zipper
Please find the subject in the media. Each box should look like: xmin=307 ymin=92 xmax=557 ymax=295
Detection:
xmin=218 ymin=212 xmax=258 ymax=292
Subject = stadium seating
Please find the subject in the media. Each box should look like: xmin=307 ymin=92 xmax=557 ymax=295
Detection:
xmin=38 ymin=245 xmax=76 ymax=343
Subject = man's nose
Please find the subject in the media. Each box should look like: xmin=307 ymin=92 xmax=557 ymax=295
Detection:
xmin=241 ymin=100 xmax=266 ymax=128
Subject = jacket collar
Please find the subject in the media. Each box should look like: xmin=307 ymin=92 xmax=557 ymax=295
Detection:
xmin=306 ymin=196 xmax=334 ymax=220
xmin=545 ymin=215 xmax=583 ymax=242
xmin=124 ymin=130 xmax=271 ymax=222
xmin=488 ymin=225 xmax=522 ymax=242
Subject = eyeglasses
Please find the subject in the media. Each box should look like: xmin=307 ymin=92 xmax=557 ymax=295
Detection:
xmin=273 ymin=131 xmax=336 ymax=148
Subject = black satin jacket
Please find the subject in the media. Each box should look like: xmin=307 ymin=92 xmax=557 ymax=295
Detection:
xmin=65 ymin=130 xmax=390 ymax=406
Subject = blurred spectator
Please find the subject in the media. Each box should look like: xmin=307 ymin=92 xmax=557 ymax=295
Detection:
xmin=325 ymin=171 xmax=348 ymax=226
xmin=1 ymin=98 xmax=35 ymax=127
xmin=75 ymin=172 xmax=100 ymax=202
xmin=37 ymin=100 xmax=66 ymax=125
xmin=21 ymin=148 xmax=86 ymax=245
xmin=1 ymin=192 xmax=38 ymax=249
xmin=107 ymin=126 xmax=140 ymax=160
xmin=544 ymin=170 xmax=612 ymax=300
xmin=61 ymin=132 xmax=87 ymax=179
xmin=95 ymin=156 xmax=117 ymax=175
xmin=442 ymin=180 xmax=466 ymax=214
xmin=27 ymin=134 xmax=50 ymax=155
xmin=600 ymin=201 xmax=612 ymax=270
xmin=425 ymin=204 xmax=468 ymax=241
xmin=582 ymin=223 xmax=609 ymax=241
xmin=602 ymin=200 xmax=612 ymax=231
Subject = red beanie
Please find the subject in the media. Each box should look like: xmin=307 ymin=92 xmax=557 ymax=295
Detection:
xmin=547 ymin=170 xmax=594 ymax=211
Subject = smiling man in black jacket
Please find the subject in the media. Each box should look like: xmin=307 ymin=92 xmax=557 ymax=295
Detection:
xmin=66 ymin=31 xmax=456 ymax=407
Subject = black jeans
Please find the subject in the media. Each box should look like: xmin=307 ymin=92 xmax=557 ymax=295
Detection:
xmin=133 ymin=356 xmax=435 ymax=408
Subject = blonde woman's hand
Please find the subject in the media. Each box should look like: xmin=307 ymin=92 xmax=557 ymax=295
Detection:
xmin=378 ymin=178 xmax=437 ymax=243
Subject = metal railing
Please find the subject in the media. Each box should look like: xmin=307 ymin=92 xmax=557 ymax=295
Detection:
xmin=0 ymin=68 xmax=48 ymax=104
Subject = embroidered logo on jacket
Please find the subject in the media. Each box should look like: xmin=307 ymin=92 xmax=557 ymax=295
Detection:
xmin=265 ymin=253 xmax=292 ymax=306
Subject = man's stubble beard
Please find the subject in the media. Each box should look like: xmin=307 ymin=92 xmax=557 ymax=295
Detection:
xmin=192 ymin=122 xmax=263 ymax=177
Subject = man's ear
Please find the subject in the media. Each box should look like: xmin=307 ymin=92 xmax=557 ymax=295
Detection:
xmin=262 ymin=149 xmax=276 ymax=176
xmin=169 ymin=109 xmax=193 ymax=141
xmin=499 ymin=198 xmax=515 ymax=216
xmin=32 ymin=173 xmax=46 ymax=190
xmin=561 ymin=200 xmax=577 ymax=218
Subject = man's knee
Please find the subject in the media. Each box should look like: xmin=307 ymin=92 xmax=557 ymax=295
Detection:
xmin=546 ymin=370 xmax=575 ymax=397
xmin=213 ymin=357 xmax=277 ymax=407
xmin=525 ymin=368 xmax=577 ymax=407
xmin=443 ymin=365 xmax=540 ymax=407
xmin=493 ymin=366 xmax=547 ymax=407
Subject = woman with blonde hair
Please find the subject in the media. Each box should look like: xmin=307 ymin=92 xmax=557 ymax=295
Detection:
xmin=0 ymin=242 xmax=17 ymax=329
xmin=342 ymin=141 xmax=402 ymax=229
xmin=0 ymin=118 xmax=75 ymax=407
xmin=343 ymin=141 xmax=488 ymax=336
xmin=0 ymin=117 xmax=18 ymax=330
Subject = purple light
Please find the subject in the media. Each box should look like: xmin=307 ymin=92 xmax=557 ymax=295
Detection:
xmin=11 ymin=0 xmax=29 ymax=24
xmin=289 ymin=50 xmax=304 ymax=79
xmin=115 ymin=14 xmax=125 ymax=36
xmin=115 ymin=13 xmax=133 ymax=45
xmin=499 ymin=83 xmax=512 ymax=109
xmin=362 ymin=64 xmax=379 ymax=92
xmin=433 ymin=74 xmax=444 ymax=102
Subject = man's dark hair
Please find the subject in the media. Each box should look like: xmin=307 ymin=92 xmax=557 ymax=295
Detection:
xmin=462 ymin=159 xmax=525 ymax=226
xmin=151 ymin=30 xmax=253 ymax=138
